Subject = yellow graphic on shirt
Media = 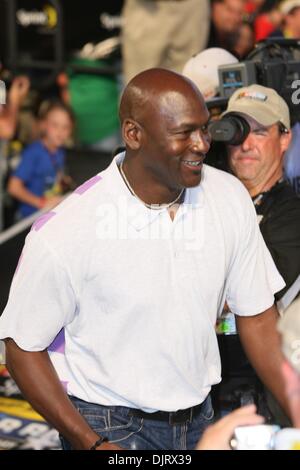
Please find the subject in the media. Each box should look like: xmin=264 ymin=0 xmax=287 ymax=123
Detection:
xmin=44 ymin=181 xmax=62 ymax=198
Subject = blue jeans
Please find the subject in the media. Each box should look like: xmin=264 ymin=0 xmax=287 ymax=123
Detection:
xmin=60 ymin=395 xmax=214 ymax=450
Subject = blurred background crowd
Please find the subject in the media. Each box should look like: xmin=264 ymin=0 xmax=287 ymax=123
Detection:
xmin=1 ymin=0 xmax=300 ymax=231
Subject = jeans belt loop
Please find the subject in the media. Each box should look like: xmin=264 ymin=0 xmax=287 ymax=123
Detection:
xmin=168 ymin=406 xmax=194 ymax=425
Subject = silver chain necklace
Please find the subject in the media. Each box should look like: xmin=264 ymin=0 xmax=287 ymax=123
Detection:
xmin=119 ymin=160 xmax=184 ymax=210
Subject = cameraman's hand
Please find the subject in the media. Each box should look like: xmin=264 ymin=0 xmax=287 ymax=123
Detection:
xmin=196 ymin=404 xmax=265 ymax=450
xmin=9 ymin=76 xmax=30 ymax=107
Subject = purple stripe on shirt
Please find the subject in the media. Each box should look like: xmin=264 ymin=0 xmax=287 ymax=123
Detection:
xmin=48 ymin=329 xmax=65 ymax=354
xmin=74 ymin=175 xmax=102 ymax=195
xmin=61 ymin=381 xmax=68 ymax=392
xmin=31 ymin=211 xmax=56 ymax=232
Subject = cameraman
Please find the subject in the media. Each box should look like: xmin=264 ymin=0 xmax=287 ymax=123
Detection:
xmin=220 ymin=84 xmax=300 ymax=424
xmin=224 ymin=84 xmax=300 ymax=301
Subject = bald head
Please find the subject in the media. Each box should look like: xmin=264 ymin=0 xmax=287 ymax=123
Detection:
xmin=119 ymin=68 xmax=205 ymax=126
xmin=118 ymin=68 xmax=211 ymax=193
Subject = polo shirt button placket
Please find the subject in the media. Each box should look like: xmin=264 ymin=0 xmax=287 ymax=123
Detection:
xmin=171 ymin=238 xmax=179 ymax=258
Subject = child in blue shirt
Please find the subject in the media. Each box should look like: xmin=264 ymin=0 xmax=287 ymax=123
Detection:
xmin=8 ymin=101 xmax=74 ymax=218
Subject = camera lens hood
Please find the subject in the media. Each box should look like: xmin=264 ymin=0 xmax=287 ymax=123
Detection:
xmin=209 ymin=114 xmax=250 ymax=145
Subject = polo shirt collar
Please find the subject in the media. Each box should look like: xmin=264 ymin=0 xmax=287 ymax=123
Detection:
xmin=107 ymin=152 xmax=205 ymax=231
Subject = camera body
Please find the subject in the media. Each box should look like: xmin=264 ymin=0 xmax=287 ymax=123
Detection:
xmin=208 ymin=39 xmax=300 ymax=146
xmin=231 ymin=425 xmax=300 ymax=450
xmin=220 ymin=38 xmax=300 ymax=126
xmin=231 ymin=424 xmax=280 ymax=450
xmin=218 ymin=61 xmax=257 ymax=99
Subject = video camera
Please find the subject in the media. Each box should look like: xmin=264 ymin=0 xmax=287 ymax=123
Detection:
xmin=208 ymin=38 xmax=300 ymax=145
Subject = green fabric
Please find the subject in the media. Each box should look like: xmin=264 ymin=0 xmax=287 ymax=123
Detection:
xmin=68 ymin=58 xmax=119 ymax=144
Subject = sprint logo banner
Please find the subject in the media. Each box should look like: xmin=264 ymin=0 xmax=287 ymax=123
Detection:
xmin=16 ymin=4 xmax=57 ymax=29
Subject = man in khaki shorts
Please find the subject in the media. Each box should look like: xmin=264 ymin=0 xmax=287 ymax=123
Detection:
xmin=122 ymin=0 xmax=210 ymax=83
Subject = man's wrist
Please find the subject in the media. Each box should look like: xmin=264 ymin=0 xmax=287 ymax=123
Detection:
xmin=89 ymin=435 xmax=108 ymax=450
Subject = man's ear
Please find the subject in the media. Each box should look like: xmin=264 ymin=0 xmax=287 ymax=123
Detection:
xmin=122 ymin=119 xmax=142 ymax=150
xmin=280 ymin=129 xmax=292 ymax=154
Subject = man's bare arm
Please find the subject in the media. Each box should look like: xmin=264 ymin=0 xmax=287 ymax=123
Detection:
xmin=4 ymin=338 xmax=121 ymax=450
xmin=236 ymin=304 xmax=288 ymax=415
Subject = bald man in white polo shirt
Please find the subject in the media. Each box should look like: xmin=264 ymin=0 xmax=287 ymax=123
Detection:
xmin=0 ymin=69 xmax=289 ymax=450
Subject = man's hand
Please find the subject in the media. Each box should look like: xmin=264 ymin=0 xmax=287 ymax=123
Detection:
xmin=196 ymin=404 xmax=265 ymax=450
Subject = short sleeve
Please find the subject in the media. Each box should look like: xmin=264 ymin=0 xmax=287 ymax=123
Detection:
xmin=14 ymin=147 xmax=37 ymax=184
xmin=58 ymin=148 xmax=65 ymax=170
xmin=226 ymin=193 xmax=285 ymax=316
xmin=0 ymin=231 xmax=77 ymax=351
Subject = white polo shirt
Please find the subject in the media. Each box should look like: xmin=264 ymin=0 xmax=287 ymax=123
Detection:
xmin=0 ymin=153 xmax=285 ymax=412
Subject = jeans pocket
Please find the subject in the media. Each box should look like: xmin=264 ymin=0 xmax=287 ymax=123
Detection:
xmin=107 ymin=409 xmax=133 ymax=430
xmin=106 ymin=411 xmax=143 ymax=445
xmin=200 ymin=395 xmax=215 ymax=421
xmin=68 ymin=397 xmax=144 ymax=448
xmin=76 ymin=404 xmax=108 ymax=434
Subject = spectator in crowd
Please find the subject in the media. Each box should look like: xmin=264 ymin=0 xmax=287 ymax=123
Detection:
xmin=0 ymin=69 xmax=289 ymax=450
xmin=254 ymin=0 xmax=282 ymax=41
xmin=207 ymin=0 xmax=245 ymax=52
xmin=230 ymin=21 xmax=255 ymax=58
xmin=245 ymin=0 xmax=265 ymax=16
xmin=7 ymin=101 xmax=74 ymax=219
xmin=270 ymin=0 xmax=300 ymax=37
xmin=122 ymin=0 xmax=210 ymax=83
xmin=57 ymin=59 xmax=120 ymax=152
xmin=182 ymin=47 xmax=238 ymax=100
xmin=222 ymin=84 xmax=300 ymax=425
